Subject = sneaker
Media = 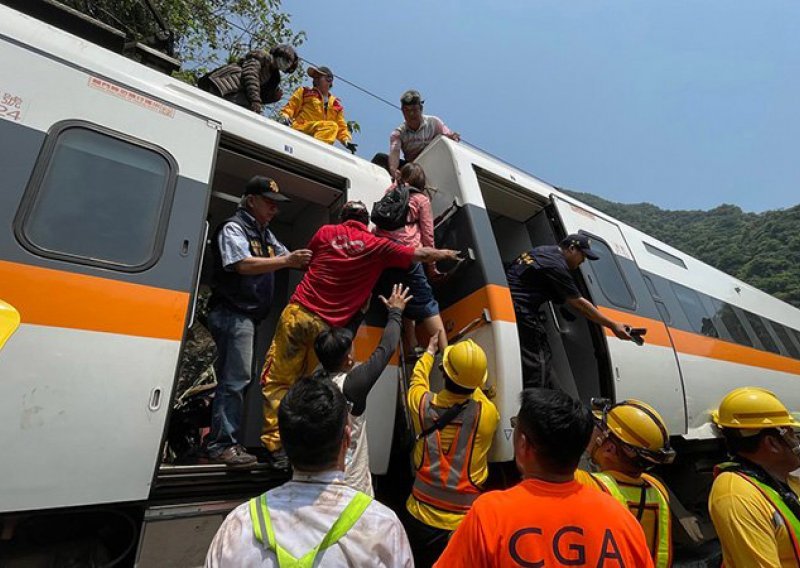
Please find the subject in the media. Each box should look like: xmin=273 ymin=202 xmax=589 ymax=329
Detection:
xmin=214 ymin=445 xmax=257 ymax=468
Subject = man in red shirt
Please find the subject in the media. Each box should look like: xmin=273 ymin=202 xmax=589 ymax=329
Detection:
xmin=436 ymin=388 xmax=653 ymax=568
xmin=259 ymin=201 xmax=460 ymax=467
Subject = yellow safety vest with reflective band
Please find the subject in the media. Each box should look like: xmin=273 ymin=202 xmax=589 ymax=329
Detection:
xmin=249 ymin=490 xmax=373 ymax=567
xmin=716 ymin=462 xmax=800 ymax=566
xmin=592 ymin=472 xmax=672 ymax=567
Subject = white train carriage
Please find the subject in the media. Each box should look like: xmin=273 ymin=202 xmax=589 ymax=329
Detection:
xmin=1 ymin=3 xmax=799 ymax=564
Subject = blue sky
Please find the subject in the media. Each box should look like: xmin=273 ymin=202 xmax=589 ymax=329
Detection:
xmin=283 ymin=1 xmax=799 ymax=212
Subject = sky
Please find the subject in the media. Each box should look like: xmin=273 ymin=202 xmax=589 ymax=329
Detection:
xmin=282 ymin=1 xmax=799 ymax=213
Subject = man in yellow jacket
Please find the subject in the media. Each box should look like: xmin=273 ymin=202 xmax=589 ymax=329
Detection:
xmin=405 ymin=335 xmax=499 ymax=568
xmin=575 ymin=398 xmax=677 ymax=567
xmin=278 ymin=65 xmax=356 ymax=152
xmin=708 ymin=387 xmax=800 ymax=568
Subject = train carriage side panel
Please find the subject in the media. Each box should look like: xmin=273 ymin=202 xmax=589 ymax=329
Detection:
xmin=0 ymin=20 xmax=218 ymax=512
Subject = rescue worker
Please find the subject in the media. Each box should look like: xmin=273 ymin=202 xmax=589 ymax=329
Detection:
xmin=312 ymin=283 xmax=412 ymax=495
xmin=198 ymin=45 xmax=299 ymax=114
xmin=372 ymin=89 xmax=460 ymax=179
xmin=260 ymin=201 xmax=460 ymax=469
xmin=436 ymin=388 xmax=654 ymax=568
xmin=205 ymin=376 xmax=413 ymax=567
xmin=708 ymin=387 xmax=800 ymax=567
xmin=506 ymin=234 xmax=633 ymax=390
xmin=0 ymin=299 xmax=20 ymax=351
xmin=206 ymin=176 xmax=312 ymax=467
xmin=576 ymin=399 xmax=677 ymax=567
xmin=405 ymin=335 xmax=500 ymax=567
xmin=278 ymin=65 xmax=357 ymax=152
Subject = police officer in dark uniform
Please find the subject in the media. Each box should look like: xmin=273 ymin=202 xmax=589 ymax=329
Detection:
xmin=206 ymin=176 xmax=311 ymax=467
xmin=506 ymin=234 xmax=632 ymax=390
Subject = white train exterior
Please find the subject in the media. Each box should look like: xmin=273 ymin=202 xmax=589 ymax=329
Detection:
xmin=1 ymin=4 xmax=799 ymax=564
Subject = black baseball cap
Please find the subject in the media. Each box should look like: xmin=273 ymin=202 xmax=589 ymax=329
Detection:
xmin=243 ymin=176 xmax=290 ymax=202
xmin=400 ymin=89 xmax=423 ymax=106
xmin=560 ymin=233 xmax=599 ymax=260
xmin=308 ymin=65 xmax=334 ymax=80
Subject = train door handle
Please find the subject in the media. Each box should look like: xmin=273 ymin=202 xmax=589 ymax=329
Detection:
xmin=148 ymin=388 xmax=163 ymax=411
xmin=547 ymin=302 xmax=566 ymax=335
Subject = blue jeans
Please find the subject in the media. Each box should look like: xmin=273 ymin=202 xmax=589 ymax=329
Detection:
xmin=206 ymin=304 xmax=256 ymax=456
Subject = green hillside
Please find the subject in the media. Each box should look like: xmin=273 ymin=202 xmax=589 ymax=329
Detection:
xmin=564 ymin=192 xmax=800 ymax=309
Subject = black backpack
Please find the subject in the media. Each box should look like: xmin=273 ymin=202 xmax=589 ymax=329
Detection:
xmin=370 ymin=184 xmax=421 ymax=231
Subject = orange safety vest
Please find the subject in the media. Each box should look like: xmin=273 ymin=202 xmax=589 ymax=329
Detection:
xmin=411 ymin=393 xmax=482 ymax=513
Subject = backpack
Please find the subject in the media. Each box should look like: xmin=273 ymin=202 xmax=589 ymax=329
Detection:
xmin=370 ymin=184 xmax=421 ymax=231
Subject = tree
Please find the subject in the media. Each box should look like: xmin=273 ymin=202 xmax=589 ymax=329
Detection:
xmin=62 ymin=0 xmax=307 ymax=103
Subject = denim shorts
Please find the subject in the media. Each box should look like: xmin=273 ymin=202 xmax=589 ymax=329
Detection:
xmin=380 ymin=263 xmax=440 ymax=322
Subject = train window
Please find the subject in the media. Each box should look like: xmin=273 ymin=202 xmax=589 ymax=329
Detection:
xmin=581 ymin=235 xmax=636 ymax=310
xmin=17 ymin=125 xmax=174 ymax=270
xmin=773 ymin=323 xmax=800 ymax=359
xmin=671 ymin=282 xmax=717 ymax=337
xmin=714 ymin=302 xmax=754 ymax=348
xmin=744 ymin=312 xmax=780 ymax=354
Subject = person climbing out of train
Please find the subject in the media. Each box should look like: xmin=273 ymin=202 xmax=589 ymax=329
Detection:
xmin=205 ymin=176 xmax=312 ymax=468
xmin=206 ymin=376 xmax=414 ymax=567
xmin=404 ymin=334 xmax=499 ymax=567
xmin=506 ymin=234 xmax=633 ymax=390
xmin=708 ymin=387 xmax=800 ymax=568
xmin=371 ymin=89 xmax=460 ymax=179
xmin=434 ymin=388 xmax=654 ymax=568
xmin=575 ymin=398 xmax=677 ymax=567
xmin=373 ymin=163 xmax=448 ymax=359
xmin=311 ymin=283 xmax=413 ymax=496
xmin=277 ymin=65 xmax=357 ymax=153
xmin=259 ymin=200 xmax=461 ymax=470
xmin=198 ymin=45 xmax=299 ymax=114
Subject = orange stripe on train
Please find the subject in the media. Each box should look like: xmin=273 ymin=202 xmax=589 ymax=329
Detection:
xmin=0 ymin=260 xmax=189 ymax=340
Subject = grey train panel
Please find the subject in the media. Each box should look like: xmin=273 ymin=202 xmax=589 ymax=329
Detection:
xmin=0 ymin=117 xmax=209 ymax=293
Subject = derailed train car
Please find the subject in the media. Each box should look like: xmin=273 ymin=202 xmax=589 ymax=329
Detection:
xmin=1 ymin=3 xmax=799 ymax=564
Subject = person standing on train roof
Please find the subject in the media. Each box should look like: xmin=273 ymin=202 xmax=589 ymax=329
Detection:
xmin=198 ymin=45 xmax=299 ymax=114
xmin=374 ymin=163 xmax=448 ymax=356
xmin=311 ymin=283 xmax=413 ymax=496
xmin=575 ymin=399 xmax=677 ymax=567
xmin=435 ymin=388 xmax=654 ymax=568
xmin=259 ymin=201 xmax=461 ymax=470
xmin=708 ymin=387 xmax=800 ymax=568
xmin=206 ymin=176 xmax=312 ymax=468
xmin=404 ymin=334 xmax=499 ymax=567
xmin=372 ymin=90 xmax=460 ymax=179
xmin=278 ymin=65 xmax=357 ymax=153
xmin=506 ymin=234 xmax=633 ymax=390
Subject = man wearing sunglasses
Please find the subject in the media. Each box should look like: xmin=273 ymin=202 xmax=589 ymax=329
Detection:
xmin=709 ymin=387 xmax=800 ymax=568
xmin=278 ymin=65 xmax=357 ymax=153
xmin=577 ymin=399 xmax=677 ymax=567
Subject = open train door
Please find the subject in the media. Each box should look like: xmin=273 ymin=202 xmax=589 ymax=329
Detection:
xmin=550 ymin=195 xmax=687 ymax=435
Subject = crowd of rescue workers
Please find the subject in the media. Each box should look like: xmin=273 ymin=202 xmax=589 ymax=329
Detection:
xmin=197 ymin=45 xmax=800 ymax=567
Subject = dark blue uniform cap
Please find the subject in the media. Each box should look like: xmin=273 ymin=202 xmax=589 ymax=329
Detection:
xmin=244 ymin=175 xmax=290 ymax=202
xmin=560 ymin=234 xmax=599 ymax=260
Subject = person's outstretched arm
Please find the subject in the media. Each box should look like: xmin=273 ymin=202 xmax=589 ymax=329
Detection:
xmin=343 ymin=285 xmax=411 ymax=416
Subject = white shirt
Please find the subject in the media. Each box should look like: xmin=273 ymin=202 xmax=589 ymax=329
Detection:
xmin=205 ymin=470 xmax=413 ymax=568
xmin=330 ymin=372 xmax=373 ymax=496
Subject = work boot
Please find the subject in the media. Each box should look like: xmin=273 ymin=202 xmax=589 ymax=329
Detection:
xmin=266 ymin=448 xmax=290 ymax=472
xmin=216 ymin=445 xmax=257 ymax=468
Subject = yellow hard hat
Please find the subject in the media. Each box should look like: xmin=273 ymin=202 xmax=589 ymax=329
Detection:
xmin=593 ymin=398 xmax=676 ymax=465
xmin=0 ymin=300 xmax=21 ymax=351
xmin=442 ymin=339 xmax=487 ymax=390
xmin=712 ymin=387 xmax=798 ymax=430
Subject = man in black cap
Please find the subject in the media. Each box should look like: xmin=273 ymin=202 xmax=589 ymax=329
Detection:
xmin=506 ymin=234 xmax=632 ymax=390
xmin=278 ymin=65 xmax=357 ymax=153
xmin=206 ymin=176 xmax=312 ymax=467
xmin=371 ymin=89 xmax=460 ymax=178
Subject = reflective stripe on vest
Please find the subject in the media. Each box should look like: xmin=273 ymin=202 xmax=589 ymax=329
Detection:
xmin=411 ymin=392 xmax=481 ymax=513
xmin=592 ymin=472 xmax=672 ymax=568
xmin=249 ymin=490 xmax=373 ymax=568
xmin=715 ymin=464 xmax=800 ymax=565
